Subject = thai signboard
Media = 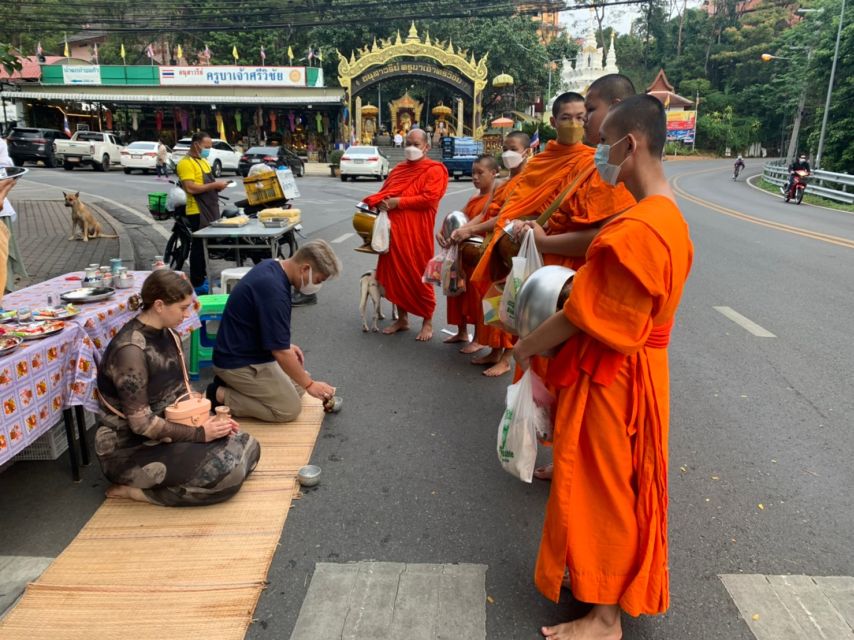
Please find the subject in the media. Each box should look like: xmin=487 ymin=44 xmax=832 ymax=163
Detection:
xmin=350 ymin=62 xmax=474 ymax=98
xmin=62 ymin=65 xmax=102 ymax=85
xmin=159 ymin=66 xmax=306 ymax=87
xmin=666 ymin=110 xmax=697 ymax=142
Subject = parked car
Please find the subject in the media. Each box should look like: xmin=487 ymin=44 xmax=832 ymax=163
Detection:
xmin=121 ymin=141 xmax=172 ymax=174
xmin=238 ymin=146 xmax=305 ymax=177
xmin=54 ymin=131 xmax=124 ymax=171
xmin=339 ymin=146 xmax=390 ymax=181
xmin=171 ymin=137 xmax=240 ymax=177
xmin=6 ymin=127 xmax=69 ymax=168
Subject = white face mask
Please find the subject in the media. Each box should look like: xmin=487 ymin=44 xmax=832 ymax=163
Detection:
xmin=501 ymin=150 xmax=525 ymax=169
xmin=299 ymin=267 xmax=323 ymax=295
xmin=594 ymin=136 xmax=629 ymax=186
xmin=404 ymin=146 xmax=424 ymax=162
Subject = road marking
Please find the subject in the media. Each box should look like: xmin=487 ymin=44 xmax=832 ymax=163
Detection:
xmin=721 ymin=574 xmax=854 ymax=639
xmin=289 ymin=562 xmax=487 ymax=640
xmin=331 ymin=233 xmax=354 ymax=243
xmin=446 ymin=186 xmax=475 ymax=196
xmin=714 ymin=306 xmax=776 ymax=337
xmin=671 ymin=170 xmax=854 ymax=250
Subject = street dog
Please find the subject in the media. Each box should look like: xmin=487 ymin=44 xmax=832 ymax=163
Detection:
xmin=359 ymin=270 xmax=397 ymax=332
xmin=63 ymin=192 xmax=118 ymax=242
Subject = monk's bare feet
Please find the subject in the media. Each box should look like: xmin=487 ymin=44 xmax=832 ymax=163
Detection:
xmin=105 ymin=484 xmax=153 ymax=504
xmin=443 ymin=329 xmax=468 ymax=344
xmin=541 ymin=605 xmax=622 ymax=640
xmin=533 ymin=463 xmax=554 ymax=481
xmin=383 ymin=318 xmax=410 ymax=335
xmin=471 ymin=348 xmax=502 ymax=366
xmin=460 ymin=341 xmax=485 ymax=354
xmin=483 ymin=357 xmax=512 ymax=377
xmin=416 ymin=319 xmax=433 ymax=342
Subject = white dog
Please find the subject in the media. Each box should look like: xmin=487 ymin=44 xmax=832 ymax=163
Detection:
xmin=359 ymin=270 xmax=397 ymax=332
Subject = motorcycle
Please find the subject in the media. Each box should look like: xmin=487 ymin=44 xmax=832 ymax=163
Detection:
xmin=732 ymin=160 xmax=744 ymax=180
xmin=785 ymin=169 xmax=809 ymax=205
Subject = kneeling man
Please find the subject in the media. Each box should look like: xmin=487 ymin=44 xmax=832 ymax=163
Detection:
xmin=209 ymin=240 xmax=341 ymax=421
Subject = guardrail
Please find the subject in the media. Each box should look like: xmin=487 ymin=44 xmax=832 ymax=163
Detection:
xmin=762 ymin=161 xmax=854 ymax=204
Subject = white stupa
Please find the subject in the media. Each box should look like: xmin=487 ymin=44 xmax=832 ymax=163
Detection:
xmin=553 ymin=13 xmax=619 ymax=100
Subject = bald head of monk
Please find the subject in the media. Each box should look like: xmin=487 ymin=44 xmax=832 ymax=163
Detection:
xmin=550 ymin=92 xmax=586 ymax=145
xmin=584 ymin=73 xmax=636 ymax=145
xmin=472 ymin=154 xmax=499 ymax=193
xmin=598 ymin=94 xmax=667 ymax=199
xmin=502 ymin=131 xmax=531 ymax=175
xmin=404 ymin=128 xmax=430 ymax=162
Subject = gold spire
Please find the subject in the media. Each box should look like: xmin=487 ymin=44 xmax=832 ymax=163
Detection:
xmin=407 ymin=22 xmax=420 ymax=43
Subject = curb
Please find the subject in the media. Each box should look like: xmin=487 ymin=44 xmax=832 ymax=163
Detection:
xmin=745 ymin=174 xmax=854 ymax=217
xmin=88 ymin=202 xmax=135 ymax=268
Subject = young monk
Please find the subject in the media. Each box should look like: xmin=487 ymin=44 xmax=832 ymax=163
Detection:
xmin=441 ymin=154 xmax=499 ymax=355
xmin=513 ymin=94 xmax=694 ymax=639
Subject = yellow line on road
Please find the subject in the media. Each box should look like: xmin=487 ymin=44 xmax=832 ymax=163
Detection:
xmin=671 ymin=169 xmax=854 ymax=250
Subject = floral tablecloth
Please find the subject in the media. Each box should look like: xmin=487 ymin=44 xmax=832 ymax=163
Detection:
xmin=0 ymin=272 xmax=201 ymax=464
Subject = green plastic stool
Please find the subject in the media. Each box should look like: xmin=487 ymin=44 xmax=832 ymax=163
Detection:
xmin=190 ymin=294 xmax=230 ymax=380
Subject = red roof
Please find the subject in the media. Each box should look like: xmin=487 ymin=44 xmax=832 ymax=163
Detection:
xmin=0 ymin=56 xmax=65 ymax=82
xmin=646 ymin=69 xmax=694 ymax=108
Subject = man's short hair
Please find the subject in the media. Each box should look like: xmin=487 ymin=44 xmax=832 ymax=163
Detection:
xmin=551 ymin=92 xmax=585 ymax=118
xmin=294 ymin=239 xmax=342 ymax=279
xmin=605 ymin=94 xmax=666 ymax=157
xmin=506 ymin=130 xmax=531 ymax=147
xmin=474 ymin=153 xmax=499 ymax=172
xmin=588 ymin=74 xmax=636 ymax=103
xmin=191 ymin=131 xmax=211 ymax=144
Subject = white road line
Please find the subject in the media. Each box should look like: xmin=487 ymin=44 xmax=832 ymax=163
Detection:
xmin=331 ymin=233 xmax=354 ymax=243
xmin=714 ymin=306 xmax=777 ymax=338
xmin=446 ymin=187 xmax=475 ymax=196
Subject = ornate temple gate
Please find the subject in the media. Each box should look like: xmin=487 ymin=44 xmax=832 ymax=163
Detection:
xmin=337 ymin=23 xmax=488 ymax=140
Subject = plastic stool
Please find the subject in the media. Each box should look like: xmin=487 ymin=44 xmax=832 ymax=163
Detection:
xmin=189 ymin=294 xmax=230 ymax=380
xmin=219 ymin=266 xmax=252 ymax=294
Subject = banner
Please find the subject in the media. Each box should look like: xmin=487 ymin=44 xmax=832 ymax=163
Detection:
xmin=351 ymin=61 xmax=473 ymax=97
xmin=666 ymin=110 xmax=696 ymax=142
xmin=159 ymin=66 xmax=306 ymax=87
xmin=62 ymin=65 xmax=102 ymax=85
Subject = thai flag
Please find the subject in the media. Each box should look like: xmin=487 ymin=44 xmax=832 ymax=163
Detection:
xmin=161 ymin=70 xmax=175 ymax=78
xmin=63 ymin=115 xmax=72 ymax=137
xmin=260 ymin=46 xmax=266 ymax=64
xmin=36 ymin=42 xmax=43 ymax=56
xmin=146 ymin=44 xmax=155 ymax=59
xmin=530 ymin=130 xmax=540 ymax=150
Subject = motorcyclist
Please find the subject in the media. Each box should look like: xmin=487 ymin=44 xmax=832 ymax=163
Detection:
xmin=782 ymin=153 xmax=811 ymax=195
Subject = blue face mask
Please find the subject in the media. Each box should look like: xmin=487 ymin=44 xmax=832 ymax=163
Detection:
xmin=594 ymin=135 xmax=629 ymax=186
xmin=200 ymin=148 xmax=211 ymax=159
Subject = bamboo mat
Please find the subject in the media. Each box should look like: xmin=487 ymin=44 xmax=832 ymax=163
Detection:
xmin=0 ymin=397 xmax=325 ymax=640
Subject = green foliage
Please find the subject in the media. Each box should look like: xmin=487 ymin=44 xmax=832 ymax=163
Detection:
xmin=0 ymin=43 xmax=22 ymax=75
xmin=328 ymin=149 xmax=345 ymax=166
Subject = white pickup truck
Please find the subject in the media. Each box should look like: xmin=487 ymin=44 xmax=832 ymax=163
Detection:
xmin=54 ymin=131 xmax=124 ymax=171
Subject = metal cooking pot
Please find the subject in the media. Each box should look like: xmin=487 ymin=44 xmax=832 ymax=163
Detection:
xmin=515 ymin=266 xmax=575 ymax=354
xmin=441 ymin=210 xmax=469 ymax=239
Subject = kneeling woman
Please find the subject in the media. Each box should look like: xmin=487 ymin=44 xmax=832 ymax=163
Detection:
xmin=96 ymin=270 xmax=260 ymax=506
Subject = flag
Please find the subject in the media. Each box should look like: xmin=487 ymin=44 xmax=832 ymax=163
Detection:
xmin=93 ymin=42 xmax=99 ymax=64
xmin=63 ymin=115 xmax=72 ymax=137
xmin=204 ymin=44 xmax=211 ymax=60
xmin=260 ymin=46 xmax=266 ymax=65
xmin=120 ymin=43 xmax=126 ymax=63
xmin=287 ymin=45 xmax=294 ymax=63
xmin=146 ymin=44 xmax=155 ymax=59
xmin=529 ymin=129 xmax=540 ymax=150
xmin=63 ymin=39 xmax=70 ymax=58
xmin=664 ymin=93 xmax=671 ymax=110
xmin=176 ymin=44 xmax=183 ymax=60
xmin=307 ymin=48 xmax=314 ymax=63
xmin=36 ymin=42 xmax=43 ymax=56
xmin=318 ymin=50 xmax=323 ymax=62
xmin=232 ymin=45 xmax=239 ymax=62
xmin=350 ymin=127 xmax=356 ymax=146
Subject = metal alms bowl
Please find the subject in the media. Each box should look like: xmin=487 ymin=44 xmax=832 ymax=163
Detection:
xmin=441 ymin=210 xmax=469 ymax=239
xmin=515 ymin=265 xmax=576 ymax=343
xmin=297 ymin=464 xmax=322 ymax=487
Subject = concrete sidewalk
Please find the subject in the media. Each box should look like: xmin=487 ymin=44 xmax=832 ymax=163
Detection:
xmin=8 ymin=199 xmax=132 ymax=286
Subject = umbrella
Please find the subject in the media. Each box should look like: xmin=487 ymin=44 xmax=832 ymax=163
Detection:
xmin=491 ymin=117 xmax=514 ymax=128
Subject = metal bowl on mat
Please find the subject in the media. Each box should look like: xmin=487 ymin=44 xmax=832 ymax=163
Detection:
xmin=441 ymin=210 xmax=469 ymax=239
xmin=515 ymin=266 xmax=575 ymax=353
xmin=298 ymin=464 xmax=322 ymax=487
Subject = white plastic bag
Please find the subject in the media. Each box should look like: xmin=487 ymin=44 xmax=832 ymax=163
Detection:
xmin=371 ymin=210 xmax=391 ymax=253
xmin=498 ymin=228 xmax=543 ymax=332
xmin=497 ymin=370 xmax=553 ymax=483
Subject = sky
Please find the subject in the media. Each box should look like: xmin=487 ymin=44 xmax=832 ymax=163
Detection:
xmin=559 ymin=1 xmax=704 ymax=41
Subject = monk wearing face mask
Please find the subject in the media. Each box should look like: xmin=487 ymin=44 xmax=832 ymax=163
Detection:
xmin=362 ymin=129 xmax=449 ymax=342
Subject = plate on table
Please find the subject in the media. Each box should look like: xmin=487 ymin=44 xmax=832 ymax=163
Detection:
xmin=60 ymin=287 xmax=116 ymax=303
xmin=32 ymin=304 xmax=81 ymax=321
xmin=0 ymin=336 xmax=23 ymax=356
xmin=10 ymin=321 xmax=65 ymax=340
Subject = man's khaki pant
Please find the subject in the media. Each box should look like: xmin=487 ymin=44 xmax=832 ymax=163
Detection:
xmin=213 ymin=361 xmax=304 ymax=423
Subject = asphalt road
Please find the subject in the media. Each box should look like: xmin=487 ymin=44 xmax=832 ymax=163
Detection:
xmin=1 ymin=159 xmax=851 ymax=639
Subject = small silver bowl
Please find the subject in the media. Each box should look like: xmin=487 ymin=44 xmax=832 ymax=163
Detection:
xmin=297 ymin=464 xmax=322 ymax=487
xmin=441 ymin=210 xmax=469 ymax=238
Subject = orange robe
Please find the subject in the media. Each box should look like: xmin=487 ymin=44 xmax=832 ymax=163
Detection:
xmin=447 ymin=191 xmax=491 ymax=327
xmin=536 ymin=195 xmax=693 ymax=616
xmin=364 ymin=158 xmax=449 ymax=319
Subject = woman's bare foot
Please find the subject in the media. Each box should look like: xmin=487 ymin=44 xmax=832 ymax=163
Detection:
xmin=483 ymin=358 xmax=512 ymax=377
xmin=533 ymin=463 xmax=554 ymax=480
xmin=541 ymin=605 xmax=622 ymax=639
xmin=460 ymin=341 xmax=485 ymax=354
xmin=105 ymin=484 xmax=154 ymax=504
xmin=383 ymin=318 xmax=410 ymax=335
xmin=416 ymin=319 xmax=433 ymax=342
xmin=443 ymin=327 xmax=468 ymax=344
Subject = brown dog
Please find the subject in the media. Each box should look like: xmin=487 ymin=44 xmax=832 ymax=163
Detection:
xmin=63 ymin=192 xmax=118 ymax=242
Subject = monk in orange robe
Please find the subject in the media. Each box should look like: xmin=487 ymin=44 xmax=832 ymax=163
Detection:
xmin=441 ymin=154 xmax=499 ymax=355
xmin=363 ymin=129 xmax=449 ymax=341
xmin=513 ymin=94 xmax=694 ymax=639
xmin=447 ymin=131 xmax=532 ymax=376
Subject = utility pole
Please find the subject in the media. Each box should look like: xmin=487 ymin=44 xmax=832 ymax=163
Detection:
xmin=815 ymin=0 xmax=846 ymax=169
xmin=785 ymin=48 xmax=813 ymax=166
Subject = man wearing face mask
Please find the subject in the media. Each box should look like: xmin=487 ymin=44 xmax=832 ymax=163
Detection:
xmin=209 ymin=240 xmax=342 ymax=422
xmin=362 ymin=129 xmax=449 ymax=342
xmin=514 ymin=94 xmax=693 ymax=640
xmin=175 ymin=131 xmax=231 ymax=295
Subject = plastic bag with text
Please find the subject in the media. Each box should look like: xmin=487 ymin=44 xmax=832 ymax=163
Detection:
xmin=497 ymin=228 xmax=543 ymax=332
xmin=441 ymin=244 xmax=466 ymax=297
xmin=496 ymin=370 xmax=554 ymax=483
xmin=371 ymin=210 xmax=391 ymax=253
